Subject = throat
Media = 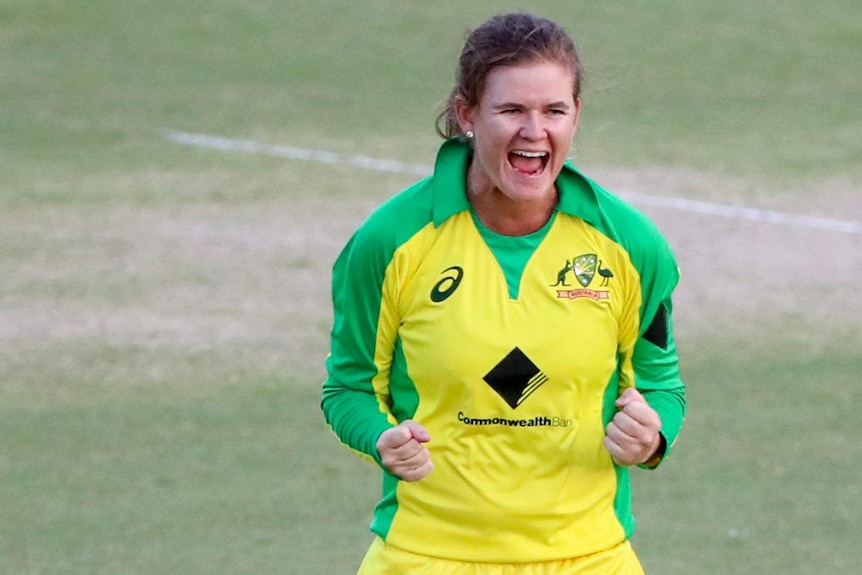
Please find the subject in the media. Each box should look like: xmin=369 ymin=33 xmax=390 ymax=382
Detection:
xmin=465 ymin=158 xmax=557 ymax=235
xmin=472 ymin=197 xmax=557 ymax=236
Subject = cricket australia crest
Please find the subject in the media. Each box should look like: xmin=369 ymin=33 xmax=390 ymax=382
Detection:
xmin=554 ymin=253 xmax=612 ymax=301
xmin=573 ymin=254 xmax=597 ymax=287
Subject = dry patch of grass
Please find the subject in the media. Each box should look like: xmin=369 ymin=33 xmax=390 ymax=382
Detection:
xmin=3 ymin=165 xmax=859 ymax=382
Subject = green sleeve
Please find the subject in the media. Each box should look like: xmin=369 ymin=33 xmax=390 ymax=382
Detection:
xmin=321 ymin=178 xmax=436 ymax=466
xmin=636 ymin=297 xmax=686 ymax=457
xmin=321 ymin=225 xmax=395 ymax=467
xmin=631 ymin=229 xmax=686 ymax=464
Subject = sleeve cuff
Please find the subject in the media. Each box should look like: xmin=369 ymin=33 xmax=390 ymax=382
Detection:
xmin=640 ymin=432 xmax=668 ymax=469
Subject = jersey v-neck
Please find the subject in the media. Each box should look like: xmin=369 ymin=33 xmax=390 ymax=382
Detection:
xmin=470 ymin=210 xmax=557 ymax=300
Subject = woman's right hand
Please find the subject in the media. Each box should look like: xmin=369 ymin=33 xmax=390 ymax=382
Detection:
xmin=376 ymin=420 xmax=434 ymax=481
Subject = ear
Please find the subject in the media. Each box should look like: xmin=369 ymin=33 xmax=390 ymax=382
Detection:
xmin=454 ymin=96 xmax=474 ymax=135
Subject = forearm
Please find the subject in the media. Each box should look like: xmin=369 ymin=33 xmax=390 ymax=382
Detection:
xmin=321 ymin=375 xmax=393 ymax=466
xmin=642 ymin=386 xmax=685 ymax=449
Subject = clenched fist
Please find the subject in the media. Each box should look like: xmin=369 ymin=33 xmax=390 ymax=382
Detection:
xmin=376 ymin=420 xmax=433 ymax=481
xmin=604 ymin=388 xmax=663 ymax=467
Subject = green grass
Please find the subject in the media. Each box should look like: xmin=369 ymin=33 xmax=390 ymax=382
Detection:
xmin=1 ymin=0 xmax=860 ymax=573
xmin=635 ymin=339 xmax=861 ymax=573
xmin=2 ymin=0 xmax=860 ymax=199
xmin=0 ymin=366 xmax=376 ymax=574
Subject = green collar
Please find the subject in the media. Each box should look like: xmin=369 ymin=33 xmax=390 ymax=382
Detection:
xmin=430 ymin=138 xmax=603 ymax=228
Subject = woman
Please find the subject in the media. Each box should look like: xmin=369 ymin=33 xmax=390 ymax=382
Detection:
xmin=322 ymin=12 xmax=685 ymax=574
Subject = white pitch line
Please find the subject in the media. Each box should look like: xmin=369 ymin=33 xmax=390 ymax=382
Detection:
xmin=164 ymin=129 xmax=862 ymax=235
xmin=164 ymin=130 xmax=431 ymax=177
xmin=616 ymin=191 xmax=862 ymax=235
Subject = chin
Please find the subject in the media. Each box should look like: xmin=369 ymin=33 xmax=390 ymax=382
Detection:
xmin=502 ymin=177 xmax=554 ymax=202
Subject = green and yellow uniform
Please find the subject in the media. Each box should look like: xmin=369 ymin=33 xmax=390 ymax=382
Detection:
xmin=322 ymin=139 xmax=685 ymax=564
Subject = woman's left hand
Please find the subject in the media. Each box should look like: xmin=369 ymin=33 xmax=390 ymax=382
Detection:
xmin=603 ymin=388 xmax=662 ymax=467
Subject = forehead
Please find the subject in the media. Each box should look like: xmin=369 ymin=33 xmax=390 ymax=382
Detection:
xmin=480 ymin=60 xmax=576 ymax=105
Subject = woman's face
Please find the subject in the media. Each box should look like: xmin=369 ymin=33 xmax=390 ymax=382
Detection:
xmin=456 ymin=60 xmax=580 ymax=204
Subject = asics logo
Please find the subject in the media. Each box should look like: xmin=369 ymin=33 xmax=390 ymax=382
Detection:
xmin=430 ymin=266 xmax=463 ymax=302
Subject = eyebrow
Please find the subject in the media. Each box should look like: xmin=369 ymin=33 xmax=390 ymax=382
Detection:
xmin=492 ymin=101 xmax=572 ymax=110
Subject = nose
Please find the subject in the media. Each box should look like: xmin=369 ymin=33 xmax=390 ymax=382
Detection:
xmin=519 ymin=112 xmax=545 ymax=140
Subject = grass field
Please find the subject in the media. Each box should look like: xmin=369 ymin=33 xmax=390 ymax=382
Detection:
xmin=1 ymin=1 xmax=860 ymax=573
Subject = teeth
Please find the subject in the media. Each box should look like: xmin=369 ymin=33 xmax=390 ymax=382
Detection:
xmin=513 ymin=151 xmax=547 ymax=158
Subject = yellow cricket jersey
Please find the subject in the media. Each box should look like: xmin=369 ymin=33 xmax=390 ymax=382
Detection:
xmin=322 ymin=138 xmax=686 ymax=563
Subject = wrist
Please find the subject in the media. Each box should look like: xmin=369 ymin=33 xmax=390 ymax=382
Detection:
xmin=642 ymin=432 xmax=667 ymax=468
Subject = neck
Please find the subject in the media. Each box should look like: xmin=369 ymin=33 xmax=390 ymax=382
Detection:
xmin=467 ymin=165 xmax=557 ymax=236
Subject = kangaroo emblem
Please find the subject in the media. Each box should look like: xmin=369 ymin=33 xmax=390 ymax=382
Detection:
xmin=550 ymin=259 xmax=573 ymax=286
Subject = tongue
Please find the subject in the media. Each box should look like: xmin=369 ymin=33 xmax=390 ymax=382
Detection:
xmin=509 ymin=153 xmax=543 ymax=174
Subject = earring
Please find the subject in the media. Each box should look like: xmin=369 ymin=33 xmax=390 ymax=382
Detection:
xmin=465 ymin=130 xmax=474 ymax=139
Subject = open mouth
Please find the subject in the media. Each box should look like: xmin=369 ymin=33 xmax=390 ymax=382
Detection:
xmin=508 ymin=150 xmax=549 ymax=176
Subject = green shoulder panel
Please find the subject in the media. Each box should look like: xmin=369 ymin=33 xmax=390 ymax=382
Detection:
xmin=321 ymin=176 xmax=438 ymax=463
xmin=579 ymin=179 xmax=680 ymax=322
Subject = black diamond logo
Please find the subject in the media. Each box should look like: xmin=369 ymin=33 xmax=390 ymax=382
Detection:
xmin=483 ymin=347 xmax=549 ymax=409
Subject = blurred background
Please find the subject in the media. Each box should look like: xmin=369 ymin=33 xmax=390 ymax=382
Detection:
xmin=1 ymin=1 xmax=860 ymax=573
